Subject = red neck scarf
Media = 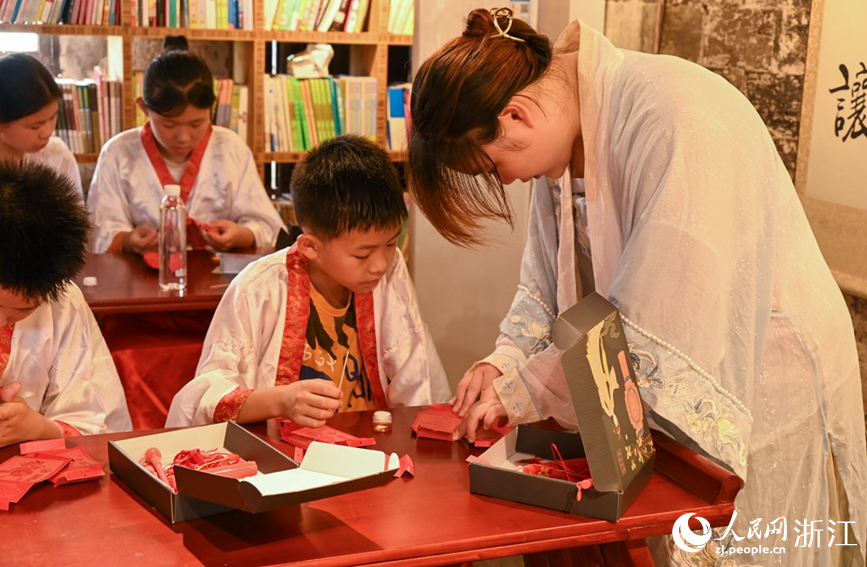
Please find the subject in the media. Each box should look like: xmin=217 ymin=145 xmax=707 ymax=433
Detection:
xmin=275 ymin=247 xmax=387 ymax=408
xmin=140 ymin=121 xmax=213 ymax=204
xmin=141 ymin=122 xmax=214 ymax=248
xmin=0 ymin=324 xmax=13 ymax=378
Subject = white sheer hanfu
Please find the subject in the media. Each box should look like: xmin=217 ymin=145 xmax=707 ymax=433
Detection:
xmin=166 ymin=247 xmax=451 ymax=427
xmin=87 ymin=126 xmax=287 ymax=253
xmin=482 ymin=21 xmax=867 ymax=567
xmin=2 ymin=284 xmax=132 ymax=435
xmin=25 ymin=136 xmax=83 ymax=199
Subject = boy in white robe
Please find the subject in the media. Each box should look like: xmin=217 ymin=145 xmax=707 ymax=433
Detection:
xmin=167 ymin=135 xmax=450 ymax=427
xmin=0 ymin=161 xmax=132 ymax=447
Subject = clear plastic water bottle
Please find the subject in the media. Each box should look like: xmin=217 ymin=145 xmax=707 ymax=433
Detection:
xmin=159 ymin=184 xmax=187 ymax=292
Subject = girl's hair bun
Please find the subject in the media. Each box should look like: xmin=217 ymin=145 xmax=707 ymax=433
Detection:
xmin=162 ymin=35 xmax=189 ymax=52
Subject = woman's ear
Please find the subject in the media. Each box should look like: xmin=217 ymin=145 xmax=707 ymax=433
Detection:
xmin=295 ymin=233 xmax=319 ymax=260
xmin=135 ymin=97 xmax=148 ymax=116
xmin=497 ymin=98 xmax=535 ymax=129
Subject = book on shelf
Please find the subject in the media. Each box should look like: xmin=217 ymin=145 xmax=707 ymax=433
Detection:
xmin=388 ymin=0 xmax=412 ymax=34
xmin=53 ymin=74 xmax=121 ymax=155
xmin=126 ymin=0 xmax=250 ymax=28
xmin=264 ymin=0 xmax=368 ymax=32
xmin=387 ymin=83 xmax=410 ymax=152
xmin=263 ymin=74 xmax=377 ymax=153
xmin=0 ymin=0 xmax=116 ymax=23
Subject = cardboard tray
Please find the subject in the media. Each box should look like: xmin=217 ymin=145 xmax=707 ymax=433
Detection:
xmin=469 ymin=293 xmax=656 ymax=521
xmin=109 ymin=422 xmax=398 ymax=523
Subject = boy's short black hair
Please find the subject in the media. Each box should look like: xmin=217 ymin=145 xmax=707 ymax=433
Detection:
xmin=0 ymin=160 xmax=90 ymax=303
xmin=290 ymin=134 xmax=407 ymax=241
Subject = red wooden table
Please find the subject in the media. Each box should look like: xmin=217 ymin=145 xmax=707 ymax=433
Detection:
xmin=71 ymin=251 xmax=237 ymax=430
xmin=0 ymin=407 xmax=740 ymax=566
xmin=73 ymin=250 xmax=234 ymax=315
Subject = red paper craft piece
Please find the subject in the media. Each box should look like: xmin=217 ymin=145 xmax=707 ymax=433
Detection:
xmin=142 ymin=251 xmax=185 ymax=271
xmin=411 ymin=404 xmax=461 ymax=441
xmin=280 ymin=421 xmax=376 ymax=449
xmin=293 ymin=446 xmax=305 ymax=463
xmin=0 ymin=455 xmax=71 ymax=484
xmin=36 ymin=447 xmax=105 ymax=486
xmin=394 ymin=454 xmax=414 ymax=478
xmin=19 ymin=438 xmax=66 ymax=455
xmin=0 ymin=480 xmax=32 ymax=510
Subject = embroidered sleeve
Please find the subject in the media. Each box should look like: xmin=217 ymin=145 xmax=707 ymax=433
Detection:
xmin=55 ymin=421 xmax=83 ymax=438
xmin=213 ymin=387 xmax=256 ymax=422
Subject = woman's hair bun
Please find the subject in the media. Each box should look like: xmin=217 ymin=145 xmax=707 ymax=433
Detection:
xmin=162 ymin=35 xmax=189 ymax=52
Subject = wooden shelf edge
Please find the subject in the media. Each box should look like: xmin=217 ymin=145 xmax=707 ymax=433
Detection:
xmin=257 ymin=150 xmax=406 ymax=164
xmin=0 ymin=23 xmax=121 ymax=35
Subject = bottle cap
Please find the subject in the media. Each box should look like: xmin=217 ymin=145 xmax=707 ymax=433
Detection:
xmin=165 ymin=184 xmax=181 ymax=197
xmin=372 ymin=411 xmax=392 ymax=424
xmin=82 ymin=276 xmax=97 ymax=287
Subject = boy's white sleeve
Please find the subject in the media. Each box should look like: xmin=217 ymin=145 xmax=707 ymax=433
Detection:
xmin=376 ymin=250 xmax=452 ymax=406
xmin=29 ymin=286 xmax=132 ymax=435
xmin=166 ymin=257 xmax=287 ymax=426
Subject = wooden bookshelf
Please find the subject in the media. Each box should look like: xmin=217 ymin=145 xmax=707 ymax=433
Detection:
xmin=0 ymin=0 xmax=411 ymax=177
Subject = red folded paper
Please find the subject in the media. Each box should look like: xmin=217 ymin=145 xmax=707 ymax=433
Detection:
xmin=411 ymin=404 xmax=512 ymax=446
xmin=142 ymin=251 xmax=185 ymax=271
xmin=279 ymin=421 xmax=376 ymax=451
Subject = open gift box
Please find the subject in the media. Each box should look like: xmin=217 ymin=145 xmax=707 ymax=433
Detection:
xmin=469 ymin=293 xmax=656 ymax=522
xmin=109 ymin=422 xmax=399 ymax=523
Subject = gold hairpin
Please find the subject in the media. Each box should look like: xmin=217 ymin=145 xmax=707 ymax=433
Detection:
xmin=490 ymin=7 xmax=526 ymax=42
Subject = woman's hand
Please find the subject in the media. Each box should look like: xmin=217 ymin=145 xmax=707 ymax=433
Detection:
xmin=0 ymin=382 xmax=62 ymax=448
xmin=200 ymin=220 xmax=255 ymax=252
xmin=122 ymin=225 xmax=159 ymax=254
xmin=454 ymin=386 xmax=508 ymax=443
xmin=450 ymin=362 xmax=502 ymax=417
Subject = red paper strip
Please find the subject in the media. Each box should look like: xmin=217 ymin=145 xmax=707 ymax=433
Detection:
xmin=19 ymin=438 xmax=66 ymax=455
xmin=293 ymin=446 xmax=305 ymax=463
xmin=280 ymin=422 xmax=376 ymax=449
xmin=394 ymin=454 xmax=414 ymax=478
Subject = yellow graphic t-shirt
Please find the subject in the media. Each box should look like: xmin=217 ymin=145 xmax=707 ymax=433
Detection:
xmin=300 ymin=284 xmax=378 ymax=412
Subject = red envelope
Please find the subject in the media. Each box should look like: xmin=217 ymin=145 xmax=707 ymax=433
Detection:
xmin=19 ymin=438 xmax=66 ymax=455
xmin=34 ymin=447 xmax=105 ymax=486
xmin=0 ymin=455 xmax=71 ymax=484
xmin=0 ymin=479 xmax=32 ymax=510
xmin=280 ymin=421 xmax=375 ymax=450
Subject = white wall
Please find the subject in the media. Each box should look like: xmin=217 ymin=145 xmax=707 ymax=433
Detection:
xmin=409 ymin=1 xmax=603 ymax=388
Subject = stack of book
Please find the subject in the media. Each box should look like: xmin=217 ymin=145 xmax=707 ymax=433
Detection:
xmin=54 ymin=70 xmax=122 ymax=154
xmin=263 ymin=74 xmax=377 ymax=153
xmin=130 ymin=0 xmax=254 ymax=29
xmin=264 ymin=0 xmax=371 ymax=33
xmin=132 ymin=72 xmax=248 ymax=140
xmin=0 ymin=0 xmax=122 ymax=25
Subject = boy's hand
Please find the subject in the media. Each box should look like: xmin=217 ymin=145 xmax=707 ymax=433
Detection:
xmin=123 ymin=225 xmax=159 ymax=254
xmin=200 ymin=220 xmax=255 ymax=252
xmin=0 ymin=381 xmax=62 ymax=448
xmin=454 ymin=386 xmax=507 ymax=443
xmin=450 ymin=362 xmax=502 ymax=417
xmin=276 ymin=381 xmax=342 ymax=428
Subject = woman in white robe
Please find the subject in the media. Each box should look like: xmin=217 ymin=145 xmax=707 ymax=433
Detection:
xmin=166 ymin=247 xmax=451 ymax=426
xmin=407 ymin=9 xmax=867 ymax=567
xmin=0 ymin=53 xmax=82 ymax=197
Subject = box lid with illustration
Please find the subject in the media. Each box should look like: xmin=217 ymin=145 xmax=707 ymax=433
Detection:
xmin=552 ymin=292 xmax=655 ymax=492
xmin=469 ymin=292 xmax=655 ymax=521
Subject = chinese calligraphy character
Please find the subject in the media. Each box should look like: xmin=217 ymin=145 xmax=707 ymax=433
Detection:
xmin=764 ymin=516 xmax=787 ymax=541
xmin=830 ymin=62 xmax=867 ymax=141
xmin=794 ymin=519 xmax=824 ymax=548
xmin=748 ymin=518 xmax=764 ymax=539
xmin=828 ymin=520 xmax=859 ymax=547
